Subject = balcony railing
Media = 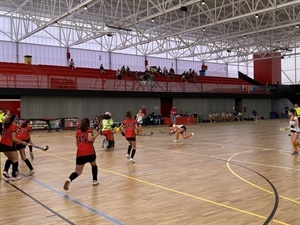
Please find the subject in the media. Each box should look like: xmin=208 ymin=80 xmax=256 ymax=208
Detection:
xmin=0 ymin=72 xmax=269 ymax=94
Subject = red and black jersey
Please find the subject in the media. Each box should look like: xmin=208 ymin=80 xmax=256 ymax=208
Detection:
xmin=122 ymin=118 xmax=136 ymax=138
xmin=75 ymin=128 xmax=95 ymax=157
xmin=1 ymin=124 xmax=17 ymax=147
xmin=17 ymin=126 xmax=31 ymax=141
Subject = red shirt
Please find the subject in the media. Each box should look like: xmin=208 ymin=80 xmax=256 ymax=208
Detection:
xmin=1 ymin=124 xmax=17 ymax=147
xmin=122 ymin=118 xmax=136 ymax=138
xmin=170 ymin=107 xmax=177 ymax=116
xmin=17 ymin=126 xmax=31 ymax=140
xmin=76 ymin=128 xmax=95 ymax=157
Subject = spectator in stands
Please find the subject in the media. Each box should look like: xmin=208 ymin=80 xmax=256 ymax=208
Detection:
xmin=163 ymin=67 xmax=169 ymax=78
xmin=126 ymin=66 xmax=131 ymax=76
xmin=134 ymin=71 xmax=140 ymax=79
xmin=184 ymin=112 xmax=189 ymax=117
xmin=182 ymin=71 xmax=186 ymax=82
xmin=120 ymin=65 xmax=126 ymax=75
xmin=157 ymin=66 xmax=162 ymax=75
xmin=169 ymin=67 xmax=175 ymax=79
xmin=69 ymin=58 xmax=76 ymax=70
xmin=116 ymin=69 xmax=122 ymax=80
xmin=99 ymin=64 xmax=105 ymax=74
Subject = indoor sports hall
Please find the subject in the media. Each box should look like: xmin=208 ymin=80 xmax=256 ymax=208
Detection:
xmin=1 ymin=119 xmax=299 ymax=225
xmin=1 ymin=1 xmax=300 ymax=224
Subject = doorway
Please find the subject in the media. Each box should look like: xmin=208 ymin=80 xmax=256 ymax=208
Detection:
xmin=160 ymin=97 xmax=172 ymax=117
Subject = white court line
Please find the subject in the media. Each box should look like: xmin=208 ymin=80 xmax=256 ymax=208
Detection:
xmin=143 ymin=145 xmax=300 ymax=172
xmin=212 ymin=157 xmax=300 ymax=171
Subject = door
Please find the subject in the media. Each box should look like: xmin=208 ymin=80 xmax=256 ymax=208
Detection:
xmin=161 ymin=97 xmax=173 ymax=117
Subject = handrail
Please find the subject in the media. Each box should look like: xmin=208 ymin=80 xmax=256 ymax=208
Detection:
xmin=0 ymin=73 xmax=269 ymax=94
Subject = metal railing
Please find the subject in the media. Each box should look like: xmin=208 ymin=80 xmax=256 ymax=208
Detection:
xmin=0 ymin=73 xmax=269 ymax=94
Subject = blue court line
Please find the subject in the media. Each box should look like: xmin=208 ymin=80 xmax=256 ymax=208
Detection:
xmin=25 ymin=176 xmax=124 ymax=225
xmin=0 ymin=166 xmax=123 ymax=225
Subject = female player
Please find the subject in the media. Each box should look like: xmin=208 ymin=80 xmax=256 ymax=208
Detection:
xmin=135 ymin=109 xmax=145 ymax=135
xmin=100 ymin=112 xmax=115 ymax=150
xmin=288 ymin=108 xmax=299 ymax=155
xmin=169 ymin=124 xmax=194 ymax=143
xmin=63 ymin=118 xmax=101 ymax=191
xmin=16 ymin=120 xmax=35 ymax=176
xmin=1 ymin=114 xmax=27 ymax=181
xmin=119 ymin=111 xmax=138 ymax=163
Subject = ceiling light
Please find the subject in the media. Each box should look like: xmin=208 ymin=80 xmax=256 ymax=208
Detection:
xmin=151 ymin=18 xmax=155 ymax=22
xmin=84 ymin=5 xmax=88 ymax=10
xmin=244 ymin=35 xmax=247 ymax=39
xmin=255 ymin=14 xmax=259 ymax=18
xmin=203 ymin=27 xmax=206 ymax=31
xmin=296 ymin=25 xmax=300 ymax=28
xmin=201 ymin=0 xmax=206 ymax=5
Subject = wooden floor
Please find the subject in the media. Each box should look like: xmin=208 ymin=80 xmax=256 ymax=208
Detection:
xmin=1 ymin=119 xmax=300 ymax=225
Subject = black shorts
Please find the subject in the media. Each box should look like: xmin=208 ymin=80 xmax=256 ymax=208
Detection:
xmin=137 ymin=122 xmax=143 ymax=126
xmin=0 ymin=142 xmax=17 ymax=152
xmin=126 ymin=137 xmax=136 ymax=141
xmin=16 ymin=139 xmax=30 ymax=150
xmin=76 ymin=154 xmax=96 ymax=165
xmin=179 ymin=126 xmax=187 ymax=132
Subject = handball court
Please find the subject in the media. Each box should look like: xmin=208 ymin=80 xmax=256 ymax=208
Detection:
xmin=0 ymin=119 xmax=299 ymax=225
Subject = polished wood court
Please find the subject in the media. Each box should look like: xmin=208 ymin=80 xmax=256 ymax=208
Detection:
xmin=1 ymin=119 xmax=300 ymax=225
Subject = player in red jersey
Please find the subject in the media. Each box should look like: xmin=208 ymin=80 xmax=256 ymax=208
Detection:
xmin=63 ymin=118 xmax=101 ymax=191
xmin=170 ymin=105 xmax=177 ymax=124
xmin=15 ymin=120 xmax=35 ymax=176
xmin=1 ymin=114 xmax=27 ymax=181
xmin=119 ymin=111 xmax=138 ymax=163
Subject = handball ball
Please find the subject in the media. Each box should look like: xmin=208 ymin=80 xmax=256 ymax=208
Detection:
xmin=116 ymin=127 xmax=120 ymax=132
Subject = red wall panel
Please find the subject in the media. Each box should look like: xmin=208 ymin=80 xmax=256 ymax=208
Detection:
xmin=253 ymin=53 xmax=281 ymax=85
xmin=0 ymin=99 xmax=21 ymax=119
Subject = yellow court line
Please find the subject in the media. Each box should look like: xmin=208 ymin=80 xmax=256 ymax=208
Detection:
xmin=226 ymin=153 xmax=300 ymax=205
xmin=41 ymin=151 xmax=289 ymax=225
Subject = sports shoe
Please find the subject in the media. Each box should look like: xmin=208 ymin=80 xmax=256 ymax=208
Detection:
xmin=173 ymin=140 xmax=179 ymax=143
xmin=130 ymin=158 xmax=135 ymax=163
xmin=126 ymin=154 xmax=130 ymax=159
xmin=27 ymin=169 xmax=35 ymax=176
xmin=92 ymin=180 xmax=99 ymax=186
xmin=2 ymin=171 xmax=11 ymax=179
xmin=2 ymin=171 xmax=11 ymax=181
xmin=63 ymin=179 xmax=71 ymax=191
xmin=30 ymin=152 xmax=34 ymax=160
xmin=291 ymin=151 xmax=299 ymax=156
xmin=11 ymin=176 xmax=22 ymax=181
xmin=191 ymin=133 xmax=195 ymax=136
